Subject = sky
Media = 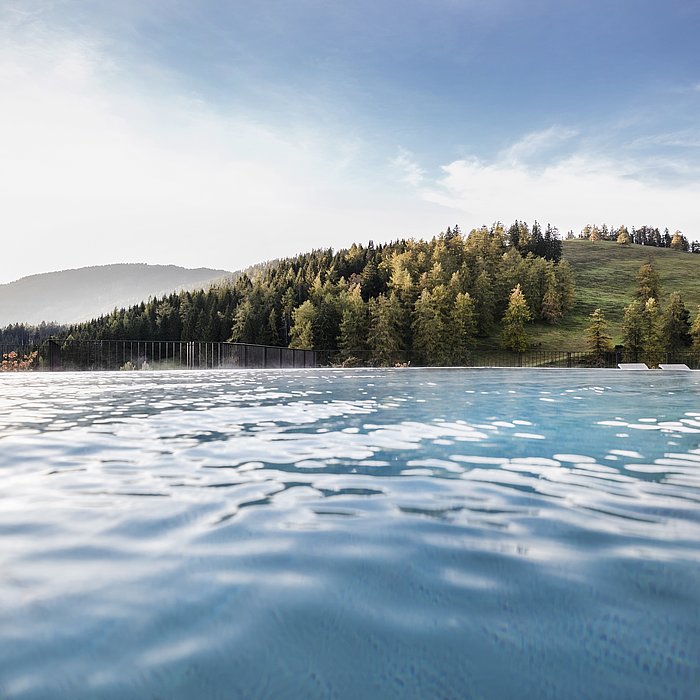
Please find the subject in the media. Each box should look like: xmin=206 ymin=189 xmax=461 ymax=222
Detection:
xmin=1 ymin=0 xmax=699 ymax=283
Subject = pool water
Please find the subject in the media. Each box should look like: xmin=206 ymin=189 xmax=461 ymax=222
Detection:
xmin=0 ymin=368 xmax=699 ymax=699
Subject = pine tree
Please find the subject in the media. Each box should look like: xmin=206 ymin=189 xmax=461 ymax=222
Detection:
xmin=360 ymin=259 xmax=383 ymax=301
xmin=412 ymin=286 xmax=454 ymax=366
xmin=368 ymin=294 xmax=406 ymax=366
xmin=451 ymin=292 xmax=476 ymax=364
xmin=501 ymin=285 xmax=531 ymax=352
xmin=663 ymin=292 xmax=692 ymax=355
xmin=643 ymin=298 xmax=664 ymax=368
xmin=691 ymin=305 xmax=700 ymax=351
xmin=585 ymin=308 xmax=613 ymax=366
xmin=412 ymin=288 xmax=442 ymax=366
xmin=338 ymin=286 xmax=370 ymax=362
xmin=621 ymin=300 xmax=645 ymax=362
xmin=472 ymin=270 xmax=495 ymax=335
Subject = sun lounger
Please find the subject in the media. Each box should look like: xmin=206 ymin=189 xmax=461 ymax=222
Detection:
xmin=618 ymin=363 xmax=649 ymax=370
xmin=659 ymin=363 xmax=691 ymax=371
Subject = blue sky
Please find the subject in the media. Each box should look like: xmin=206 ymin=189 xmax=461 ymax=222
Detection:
xmin=1 ymin=0 xmax=699 ymax=282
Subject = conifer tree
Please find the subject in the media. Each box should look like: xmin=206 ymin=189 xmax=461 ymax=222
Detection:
xmin=501 ymin=285 xmax=531 ymax=352
xmin=585 ymin=308 xmax=613 ymax=366
xmin=451 ymin=292 xmax=476 ymax=364
xmin=663 ymin=292 xmax=692 ymax=355
xmin=360 ymin=259 xmax=383 ymax=301
xmin=368 ymin=294 xmax=405 ymax=366
xmin=616 ymin=228 xmax=631 ymax=245
xmin=412 ymin=288 xmax=442 ymax=366
xmin=338 ymin=286 xmax=370 ymax=362
xmin=555 ymin=260 xmax=576 ymax=315
xmin=635 ymin=261 xmax=661 ymax=303
xmin=691 ymin=305 xmax=700 ymax=352
xmin=472 ymin=270 xmax=496 ymax=335
xmin=621 ymin=300 xmax=645 ymax=362
xmin=522 ymin=256 xmax=549 ymax=321
xmin=541 ymin=267 xmax=563 ymax=324
xmin=289 ymin=300 xmax=316 ymax=349
xmin=643 ymin=298 xmax=664 ymax=367
xmin=412 ymin=286 xmax=454 ymax=365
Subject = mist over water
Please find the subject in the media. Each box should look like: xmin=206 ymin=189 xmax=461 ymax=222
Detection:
xmin=1 ymin=369 xmax=699 ymax=699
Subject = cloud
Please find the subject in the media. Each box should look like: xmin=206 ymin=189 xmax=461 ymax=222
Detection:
xmin=500 ymin=126 xmax=578 ymax=166
xmin=421 ymin=148 xmax=700 ymax=236
xmin=391 ymin=147 xmax=425 ymax=186
xmin=0 ymin=27 xmax=447 ymax=283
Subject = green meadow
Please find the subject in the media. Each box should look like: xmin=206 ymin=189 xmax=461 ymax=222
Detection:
xmin=527 ymin=240 xmax=700 ymax=350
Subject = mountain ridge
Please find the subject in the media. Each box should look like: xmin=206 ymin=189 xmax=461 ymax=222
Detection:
xmin=0 ymin=263 xmax=230 ymax=326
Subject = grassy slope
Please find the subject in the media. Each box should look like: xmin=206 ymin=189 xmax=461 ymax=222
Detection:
xmin=527 ymin=240 xmax=700 ymax=350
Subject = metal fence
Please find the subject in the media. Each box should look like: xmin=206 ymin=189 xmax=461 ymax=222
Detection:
xmin=318 ymin=349 xmax=700 ymax=369
xmin=2 ymin=340 xmax=317 ymax=371
xmin=3 ymin=340 xmax=700 ymax=371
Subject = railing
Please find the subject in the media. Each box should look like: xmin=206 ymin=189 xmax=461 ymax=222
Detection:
xmin=318 ymin=349 xmax=700 ymax=369
xmin=3 ymin=340 xmax=700 ymax=371
xmin=2 ymin=340 xmax=317 ymax=371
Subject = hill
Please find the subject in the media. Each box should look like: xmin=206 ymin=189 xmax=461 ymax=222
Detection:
xmin=528 ymin=240 xmax=700 ymax=350
xmin=0 ymin=264 xmax=230 ymax=326
xmin=12 ymin=233 xmax=699 ymax=359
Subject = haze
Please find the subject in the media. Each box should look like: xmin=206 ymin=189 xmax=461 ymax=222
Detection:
xmin=1 ymin=0 xmax=698 ymax=284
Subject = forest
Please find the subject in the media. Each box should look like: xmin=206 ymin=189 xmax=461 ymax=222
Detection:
xmin=10 ymin=222 xmax=572 ymax=366
xmin=4 ymin=220 xmax=700 ymax=367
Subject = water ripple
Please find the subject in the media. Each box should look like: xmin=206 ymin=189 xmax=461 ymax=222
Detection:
xmin=1 ymin=369 xmax=699 ymax=699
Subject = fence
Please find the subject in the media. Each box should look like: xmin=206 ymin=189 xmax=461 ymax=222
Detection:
xmin=3 ymin=341 xmax=700 ymax=371
xmin=317 ymin=349 xmax=700 ymax=369
xmin=2 ymin=340 xmax=317 ymax=371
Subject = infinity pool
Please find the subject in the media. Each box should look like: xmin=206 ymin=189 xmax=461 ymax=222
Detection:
xmin=1 ymin=369 xmax=699 ymax=699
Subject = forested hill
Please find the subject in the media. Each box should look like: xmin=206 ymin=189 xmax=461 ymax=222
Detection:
xmin=62 ymin=223 xmax=575 ymax=365
xmin=0 ymin=263 xmax=230 ymax=326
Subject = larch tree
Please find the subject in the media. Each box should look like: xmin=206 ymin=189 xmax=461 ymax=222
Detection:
xmin=616 ymin=227 xmax=631 ymax=245
xmin=501 ymin=285 xmax=531 ymax=352
xmin=585 ymin=308 xmax=613 ymax=366
xmin=541 ymin=267 xmax=563 ymax=324
xmin=635 ymin=261 xmax=661 ymax=303
xmin=289 ymin=300 xmax=316 ymax=349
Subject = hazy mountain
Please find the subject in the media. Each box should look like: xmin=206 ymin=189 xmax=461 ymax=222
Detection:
xmin=0 ymin=264 xmax=230 ymax=326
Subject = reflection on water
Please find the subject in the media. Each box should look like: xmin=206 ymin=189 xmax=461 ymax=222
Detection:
xmin=1 ymin=369 xmax=699 ymax=699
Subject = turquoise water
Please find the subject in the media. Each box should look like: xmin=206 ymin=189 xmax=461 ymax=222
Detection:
xmin=1 ymin=368 xmax=699 ymax=699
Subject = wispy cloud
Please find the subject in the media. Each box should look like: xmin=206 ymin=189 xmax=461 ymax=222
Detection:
xmin=391 ymin=148 xmax=425 ymax=186
xmin=500 ymin=126 xmax=578 ymax=166
xmin=420 ymin=145 xmax=700 ymax=235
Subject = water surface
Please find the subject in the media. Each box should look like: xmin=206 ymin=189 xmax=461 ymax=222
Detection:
xmin=1 ymin=369 xmax=699 ymax=698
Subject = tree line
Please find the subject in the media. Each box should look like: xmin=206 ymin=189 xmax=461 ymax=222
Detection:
xmin=21 ymin=222 xmax=572 ymax=366
xmin=574 ymin=224 xmax=697 ymax=252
